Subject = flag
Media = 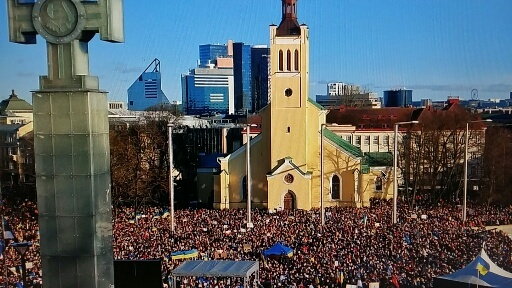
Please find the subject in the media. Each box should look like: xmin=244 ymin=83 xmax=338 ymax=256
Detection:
xmin=477 ymin=262 xmax=489 ymax=276
xmin=0 ymin=239 xmax=5 ymax=256
xmin=391 ymin=275 xmax=400 ymax=288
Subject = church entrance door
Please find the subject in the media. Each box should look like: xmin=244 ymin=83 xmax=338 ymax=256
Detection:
xmin=284 ymin=191 xmax=295 ymax=210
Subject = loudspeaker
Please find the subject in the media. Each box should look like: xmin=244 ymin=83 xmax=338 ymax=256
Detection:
xmin=114 ymin=260 xmax=162 ymax=288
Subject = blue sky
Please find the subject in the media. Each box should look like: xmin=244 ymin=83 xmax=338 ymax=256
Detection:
xmin=1 ymin=0 xmax=511 ymax=103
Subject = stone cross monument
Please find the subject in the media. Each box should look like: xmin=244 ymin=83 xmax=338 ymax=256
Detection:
xmin=7 ymin=0 xmax=124 ymax=287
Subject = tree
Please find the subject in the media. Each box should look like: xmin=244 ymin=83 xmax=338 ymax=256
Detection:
xmin=482 ymin=126 xmax=512 ymax=204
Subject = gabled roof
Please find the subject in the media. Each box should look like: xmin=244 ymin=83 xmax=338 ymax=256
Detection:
xmin=323 ymin=128 xmax=363 ymax=158
xmin=364 ymin=152 xmax=393 ymax=167
xmin=0 ymin=124 xmax=22 ymax=133
xmin=0 ymin=90 xmax=32 ymax=113
xmin=326 ymin=107 xmax=415 ymax=129
xmin=308 ymin=98 xmax=325 ymax=111
xmin=267 ymin=157 xmax=312 ymax=179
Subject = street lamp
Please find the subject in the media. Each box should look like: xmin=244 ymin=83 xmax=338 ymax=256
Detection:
xmin=11 ymin=242 xmax=32 ymax=286
xmin=463 ymin=119 xmax=492 ymax=222
xmin=320 ymin=123 xmax=326 ymax=226
xmin=168 ymin=123 xmax=175 ymax=233
xmin=393 ymin=121 xmax=419 ymax=224
xmin=246 ymin=121 xmax=257 ymax=228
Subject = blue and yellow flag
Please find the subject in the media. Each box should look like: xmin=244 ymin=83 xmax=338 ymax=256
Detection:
xmin=476 ymin=262 xmax=489 ymax=276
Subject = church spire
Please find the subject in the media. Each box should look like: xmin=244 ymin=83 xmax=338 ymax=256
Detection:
xmin=277 ymin=0 xmax=301 ymax=36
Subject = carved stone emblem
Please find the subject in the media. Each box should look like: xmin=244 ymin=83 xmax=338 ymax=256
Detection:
xmin=33 ymin=0 xmax=86 ymax=44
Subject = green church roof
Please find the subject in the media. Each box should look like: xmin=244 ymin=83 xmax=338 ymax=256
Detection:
xmin=322 ymin=128 xmax=363 ymax=158
xmin=308 ymin=98 xmax=325 ymax=110
xmin=0 ymin=90 xmax=33 ymax=113
xmin=364 ymin=152 xmax=393 ymax=167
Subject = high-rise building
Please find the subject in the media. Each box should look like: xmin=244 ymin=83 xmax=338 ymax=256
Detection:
xmin=199 ymin=44 xmax=228 ymax=67
xmin=251 ymin=45 xmax=270 ymax=111
xmin=127 ymin=59 xmax=170 ymax=111
xmin=383 ymin=88 xmax=413 ymax=107
xmin=233 ymin=42 xmax=252 ymax=113
xmin=328 ymin=82 xmax=361 ymax=96
xmin=182 ymin=67 xmax=234 ymax=115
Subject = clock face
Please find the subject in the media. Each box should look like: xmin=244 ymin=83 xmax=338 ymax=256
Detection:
xmin=33 ymin=0 xmax=86 ymax=44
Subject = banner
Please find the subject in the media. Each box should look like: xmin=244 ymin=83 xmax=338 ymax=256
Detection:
xmin=170 ymin=249 xmax=199 ymax=260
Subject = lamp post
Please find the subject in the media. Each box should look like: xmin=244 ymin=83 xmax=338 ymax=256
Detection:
xmin=11 ymin=242 xmax=32 ymax=286
xmin=393 ymin=121 xmax=419 ymax=225
xmin=168 ymin=123 xmax=175 ymax=233
xmin=320 ymin=123 xmax=326 ymax=226
xmin=463 ymin=119 xmax=492 ymax=222
xmin=245 ymin=118 xmax=258 ymax=228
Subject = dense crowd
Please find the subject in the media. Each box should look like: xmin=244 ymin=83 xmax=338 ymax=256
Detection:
xmin=1 ymin=196 xmax=512 ymax=288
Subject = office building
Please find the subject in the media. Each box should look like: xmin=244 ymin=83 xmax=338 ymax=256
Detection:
xmin=383 ymin=88 xmax=413 ymax=107
xmin=199 ymin=44 xmax=229 ymax=67
xmin=328 ymin=82 xmax=361 ymax=96
xmin=127 ymin=59 xmax=170 ymax=111
xmin=233 ymin=42 xmax=252 ymax=113
xmin=182 ymin=67 xmax=234 ymax=115
xmin=128 ymin=59 xmax=169 ymax=111
xmin=251 ymin=45 xmax=270 ymax=111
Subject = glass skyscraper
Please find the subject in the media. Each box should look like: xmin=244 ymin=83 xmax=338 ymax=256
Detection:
xmin=251 ymin=45 xmax=270 ymax=111
xmin=182 ymin=68 xmax=234 ymax=115
xmin=199 ymin=44 xmax=228 ymax=67
xmin=233 ymin=42 xmax=252 ymax=113
xmin=127 ymin=59 xmax=170 ymax=111
xmin=383 ymin=89 xmax=413 ymax=107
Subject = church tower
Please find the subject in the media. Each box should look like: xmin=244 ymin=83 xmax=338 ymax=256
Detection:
xmin=269 ymin=0 xmax=310 ymax=169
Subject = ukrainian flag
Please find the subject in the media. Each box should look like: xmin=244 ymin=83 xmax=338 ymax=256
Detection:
xmin=476 ymin=261 xmax=489 ymax=276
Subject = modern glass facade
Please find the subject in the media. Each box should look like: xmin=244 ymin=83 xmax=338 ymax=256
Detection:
xmin=233 ymin=43 xmax=252 ymax=113
xmin=127 ymin=71 xmax=170 ymax=111
xmin=383 ymin=89 xmax=413 ymax=107
xmin=251 ymin=46 xmax=270 ymax=111
xmin=182 ymin=68 xmax=234 ymax=115
xmin=199 ymin=44 xmax=228 ymax=67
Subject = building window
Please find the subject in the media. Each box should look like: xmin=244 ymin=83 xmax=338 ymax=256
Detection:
xmin=331 ymin=175 xmax=341 ymax=200
xmin=375 ymin=176 xmax=383 ymax=192
xmin=294 ymin=49 xmax=299 ymax=71
xmin=346 ymin=135 xmax=352 ymax=143
xmin=129 ymin=101 xmax=134 ymax=106
xmin=286 ymin=50 xmax=291 ymax=71
xmin=278 ymin=50 xmax=283 ymax=71
xmin=373 ymin=136 xmax=379 ymax=145
xmin=383 ymin=136 xmax=389 ymax=146
xmin=242 ymin=176 xmax=247 ymax=201
xmin=355 ymin=136 xmax=361 ymax=146
xmin=285 ymin=88 xmax=293 ymax=97
xmin=287 ymin=127 xmax=291 ymax=133
xmin=364 ymin=136 xmax=370 ymax=145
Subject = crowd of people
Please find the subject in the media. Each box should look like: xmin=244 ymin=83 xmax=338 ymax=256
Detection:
xmin=2 ymin=195 xmax=512 ymax=288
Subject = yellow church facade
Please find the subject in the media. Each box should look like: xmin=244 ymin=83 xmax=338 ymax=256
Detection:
xmin=212 ymin=0 xmax=393 ymax=210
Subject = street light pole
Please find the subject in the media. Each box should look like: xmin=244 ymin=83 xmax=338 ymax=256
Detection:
xmin=11 ymin=242 xmax=32 ymax=287
xmin=246 ymin=118 xmax=253 ymax=227
xmin=463 ymin=119 xmax=491 ymax=222
xmin=393 ymin=121 xmax=419 ymax=225
xmin=320 ymin=124 xmax=326 ymax=226
xmin=168 ymin=123 xmax=175 ymax=233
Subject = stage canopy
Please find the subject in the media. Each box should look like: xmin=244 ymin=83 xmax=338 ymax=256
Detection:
xmin=434 ymin=249 xmax=512 ymax=288
xmin=171 ymin=260 xmax=259 ymax=278
xmin=262 ymin=243 xmax=293 ymax=257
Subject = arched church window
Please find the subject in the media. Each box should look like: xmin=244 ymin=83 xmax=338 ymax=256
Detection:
xmin=331 ymin=175 xmax=341 ymax=200
xmin=286 ymin=50 xmax=291 ymax=71
xmin=278 ymin=50 xmax=284 ymax=71
xmin=375 ymin=176 xmax=383 ymax=192
xmin=294 ymin=49 xmax=299 ymax=71
xmin=242 ymin=176 xmax=247 ymax=200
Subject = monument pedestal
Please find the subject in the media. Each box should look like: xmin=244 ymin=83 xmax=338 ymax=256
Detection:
xmin=34 ymin=90 xmax=113 ymax=287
